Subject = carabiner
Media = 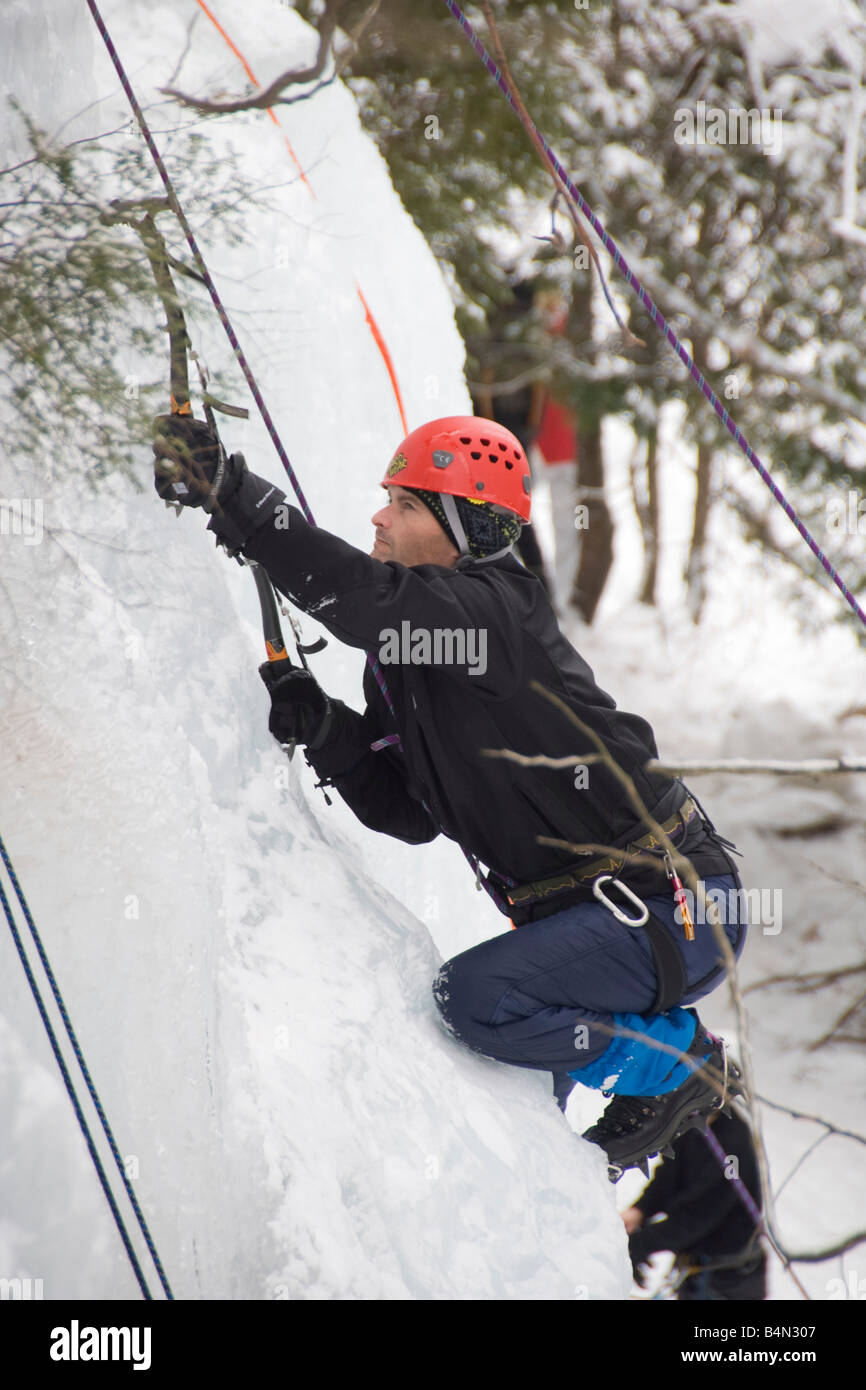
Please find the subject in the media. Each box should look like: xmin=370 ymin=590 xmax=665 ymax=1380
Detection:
xmin=592 ymin=875 xmax=649 ymax=927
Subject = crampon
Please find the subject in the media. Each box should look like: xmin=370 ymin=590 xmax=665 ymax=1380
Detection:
xmin=582 ymin=1024 xmax=745 ymax=1183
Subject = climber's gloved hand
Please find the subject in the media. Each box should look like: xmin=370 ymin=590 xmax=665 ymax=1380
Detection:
xmin=153 ymin=413 xmax=287 ymax=552
xmin=152 ymin=413 xmax=247 ymax=513
xmin=259 ymin=660 xmax=334 ymax=751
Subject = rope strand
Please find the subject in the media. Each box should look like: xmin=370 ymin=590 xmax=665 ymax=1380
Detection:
xmin=86 ymin=0 xmax=314 ymax=525
xmin=441 ymin=0 xmax=866 ymax=632
xmin=0 ymin=835 xmax=173 ymax=1298
xmin=0 ymin=842 xmax=168 ymax=1298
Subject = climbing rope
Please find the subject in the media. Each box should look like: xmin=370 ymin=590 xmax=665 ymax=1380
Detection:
xmin=0 ymin=834 xmax=173 ymax=1299
xmin=86 ymin=0 xmax=314 ymax=526
xmin=441 ymin=0 xmax=866 ymax=633
xmin=189 ymin=0 xmax=409 ymax=433
xmin=87 ymin=0 xmax=511 ymax=912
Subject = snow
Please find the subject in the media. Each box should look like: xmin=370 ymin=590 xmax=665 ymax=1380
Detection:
xmin=0 ymin=0 xmax=629 ymax=1302
xmin=1 ymin=0 xmax=865 ymax=1307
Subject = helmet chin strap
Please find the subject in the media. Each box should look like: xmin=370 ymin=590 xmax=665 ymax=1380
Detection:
xmin=440 ymin=492 xmax=517 ymax=566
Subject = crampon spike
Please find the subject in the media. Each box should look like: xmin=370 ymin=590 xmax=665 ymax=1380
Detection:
xmin=684 ymin=1112 xmax=710 ymax=1136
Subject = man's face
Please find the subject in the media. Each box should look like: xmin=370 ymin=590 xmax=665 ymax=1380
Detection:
xmin=370 ymin=485 xmax=459 ymax=568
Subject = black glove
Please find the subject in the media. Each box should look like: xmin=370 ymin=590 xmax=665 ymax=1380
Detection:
xmin=153 ymin=413 xmax=286 ymax=552
xmin=259 ymin=660 xmax=334 ymax=751
xmin=152 ymin=414 xmax=245 ymax=513
xmin=628 ymin=1230 xmax=654 ymax=1287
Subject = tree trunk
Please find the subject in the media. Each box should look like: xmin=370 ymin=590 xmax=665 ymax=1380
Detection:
xmin=685 ymin=435 xmax=713 ymax=621
xmin=571 ymin=421 xmax=613 ymax=623
xmin=635 ymin=423 xmax=659 ymax=606
xmin=567 ymin=264 xmax=613 ymax=624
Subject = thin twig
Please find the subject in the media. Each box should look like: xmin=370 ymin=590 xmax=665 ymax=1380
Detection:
xmin=647 ymin=757 xmax=866 ymax=775
xmin=745 ymin=963 xmax=866 ymax=994
xmin=756 ymin=1093 xmax=866 ymax=1148
xmin=162 ymin=0 xmax=341 ymax=115
xmin=807 ymin=986 xmax=866 ymax=1052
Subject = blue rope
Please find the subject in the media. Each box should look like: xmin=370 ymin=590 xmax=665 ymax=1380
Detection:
xmin=0 ymin=833 xmax=173 ymax=1300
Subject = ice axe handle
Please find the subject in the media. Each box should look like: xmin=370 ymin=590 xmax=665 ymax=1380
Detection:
xmin=249 ymin=562 xmax=291 ymax=663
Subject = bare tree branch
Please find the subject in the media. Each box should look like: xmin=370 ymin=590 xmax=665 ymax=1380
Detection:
xmin=746 ymin=963 xmax=866 ymax=994
xmin=161 ymin=0 xmax=382 ymax=117
xmin=647 ymin=757 xmax=866 ymax=775
xmin=162 ymin=0 xmax=342 ymax=115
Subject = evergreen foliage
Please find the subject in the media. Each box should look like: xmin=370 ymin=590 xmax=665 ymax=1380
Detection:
xmin=320 ymin=0 xmax=866 ymax=600
xmin=0 ymin=101 xmax=255 ymax=487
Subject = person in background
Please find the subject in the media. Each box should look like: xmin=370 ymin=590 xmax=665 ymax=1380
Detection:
xmin=530 ymin=284 xmax=580 ymax=614
xmin=470 ymin=275 xmax=554 ymax=594
xmin=622 ymin=1107 xmax=767 ymax=1300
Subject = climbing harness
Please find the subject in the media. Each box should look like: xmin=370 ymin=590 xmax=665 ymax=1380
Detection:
xmin=0 ymin=836 xmax=173 ymax=1299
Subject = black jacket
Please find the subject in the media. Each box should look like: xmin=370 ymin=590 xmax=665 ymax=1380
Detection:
xmin=630 ymin=1111 xmax=764 ymax=1268
xmin=241 ymin=499 xmax=732 ymax=910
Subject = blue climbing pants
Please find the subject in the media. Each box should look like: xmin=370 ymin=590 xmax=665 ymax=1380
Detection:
xmin=432 ymin=873 xmax=747 ymax=1109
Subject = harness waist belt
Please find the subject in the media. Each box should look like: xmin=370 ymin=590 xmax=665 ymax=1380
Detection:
xmin=505 ymin=796 xmax=700 ymax=908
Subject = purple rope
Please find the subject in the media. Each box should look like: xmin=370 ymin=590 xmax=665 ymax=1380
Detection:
xmin=702 ymin=1111 xmax=765 ymax=1230
xmin=86 ymin=10 xmax=425 ymax=848
xmin=442 ymin=0 xmax=866 ymax=632
xmin=86 ymin=1 xmax=554 ymax=917
xmin=86 ymin=0 xmax=315 ymax=526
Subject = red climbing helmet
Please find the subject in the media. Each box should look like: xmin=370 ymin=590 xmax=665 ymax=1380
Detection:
xmin=381 ymin=416 xmax=532 ymax=521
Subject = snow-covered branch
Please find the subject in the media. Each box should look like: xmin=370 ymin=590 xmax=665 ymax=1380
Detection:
xmin=613 ymin=248 xmax=866 ymax=423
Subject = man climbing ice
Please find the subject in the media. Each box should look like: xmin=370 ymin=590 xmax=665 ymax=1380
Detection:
xmin=152 ymin=412 xmax=747 ymax=1178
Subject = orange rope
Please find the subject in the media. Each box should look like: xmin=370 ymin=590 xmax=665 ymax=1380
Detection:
xmin=356 ymin=285 xmax=408 ymax=434
xmin=194 ymin=0 xmax=315 ymax=196
xmin=194 ymin=0 xmax=409 ymax=431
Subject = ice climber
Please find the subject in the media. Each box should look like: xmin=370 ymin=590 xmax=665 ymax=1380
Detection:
xmin=152 ymin=411 xmax=747 ymax=1178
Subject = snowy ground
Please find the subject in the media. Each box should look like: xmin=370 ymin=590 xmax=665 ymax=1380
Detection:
xmin=1 ymin=0 xmax=864 ymax=1304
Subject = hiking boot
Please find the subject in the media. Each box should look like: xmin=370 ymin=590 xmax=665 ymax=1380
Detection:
xmin=581 ymin=1018 xmax=743 ymax=1182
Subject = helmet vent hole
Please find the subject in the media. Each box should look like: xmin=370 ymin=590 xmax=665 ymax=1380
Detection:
xmin=505 ymin=461 xmax=513 ymax=470
xmin=513 ymin=449 xmax=523 ymax=461
xmin=488 ymin=453 xmax=498 ymax=463
xmin=470 ymin=450 xmax=482 ymax=460
xmin=460 ymin=436 xmax=472 ymax=445
xmin=480 ymin=438 xmax=490 ymax=446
